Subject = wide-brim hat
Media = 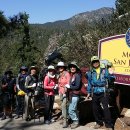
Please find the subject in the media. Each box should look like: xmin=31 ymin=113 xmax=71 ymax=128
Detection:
xmin=20 ymin=66 xmax=28 ymax=72
xmin=68 ymin=61 xmax=80 ymax=71
xmin=30 ymin=66 xmax=38 ymax=71
xmin=48 ymin=65 xmax=55 ymax=70
xmin=56 ymin=61 xmax=66 ymax=69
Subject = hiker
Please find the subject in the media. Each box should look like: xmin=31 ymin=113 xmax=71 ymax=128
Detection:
xmin=106 ymin=62 xmax=120 ymax=119
xmin=66 ymin=61 xmax=81 ymax=129
xmin=1 ymin=70 xmax=16 ymax=120
xmin=86 ymin=56 xmax=114 ymax=130
xmin=106 ymin=61 xmax=116 ymax=101
xmin=24 ymin=66 xmax=38 ymax=121
xmin=15 ymin=66 xmax=28 ymax=119
xmin=43 ymin=65 xmax=57 ymax=124
xmin=57 ymin=61 xmax=70 ymax=128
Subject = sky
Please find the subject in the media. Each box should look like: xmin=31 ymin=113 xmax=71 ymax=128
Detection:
xmin=0 ymin=0 xmax=116 ymax=24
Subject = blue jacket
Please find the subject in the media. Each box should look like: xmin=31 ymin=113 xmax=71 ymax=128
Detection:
xmin=86 ymin=68 xmax=115 ymax=94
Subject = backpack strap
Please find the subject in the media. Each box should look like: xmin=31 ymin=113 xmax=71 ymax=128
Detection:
xmin=47 ymin=76 xmax=51 ymax=84
xmin=28 ymin=75 xmax=33 ymax=86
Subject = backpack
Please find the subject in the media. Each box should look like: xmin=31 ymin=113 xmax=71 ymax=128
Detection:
xmin=26 ymin=75 xmax=38 ymax=93
xmin=90 ymin=67 xmax=115 ymax=95
xmin=80 ymin=74 xmax=88 ymax=96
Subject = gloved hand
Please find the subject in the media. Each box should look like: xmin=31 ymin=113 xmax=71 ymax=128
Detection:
xmin=54 ymin=84 xmax=58 ymax=89
xmin=37 ymin=82 xmax=40 ymax=86
xmin=63 ymin=94 xmax=66 ymax=98
xmin=65 ymin=84 xmax=70 ymax=89
xmin=32 ymin=83 xmax=36 ymax=88
xmin=108 ymin=67 xmax=115 ymax=74
xmin=84 ymin=93 xmax=92 ymax=101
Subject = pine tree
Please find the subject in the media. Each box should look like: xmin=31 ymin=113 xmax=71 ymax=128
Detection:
xmin=116 ymin=0 xmax=130 ymax=15
xmin=0 ymin=11 xmax=9 ymax=37
xmin=16 ymin=13 xmax=40 ymax=67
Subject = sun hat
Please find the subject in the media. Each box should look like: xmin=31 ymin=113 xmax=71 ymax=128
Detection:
xmin=29 ymin=66 xmax=39 ymax=73
xmin=20 ymin=66 xmax=28 ymax=72
xmin=68 ymin=61 xmax=80 ymax=71
xmin=30 ymin=66 xmax=37 ymax=70
xmin=91 ymin=56 xmax=100 ymax=62
xmin=57 ymin=61 xmax=66 ymax=67
xmin=56 ymin=61 xmax=67 ymax=70
xmin=48 ymin=65 xmax=55 ymax=70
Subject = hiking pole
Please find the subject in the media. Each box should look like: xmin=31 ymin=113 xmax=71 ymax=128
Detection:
xmin=10 ymin=94 xmax=13 ymax=118
xmin=65 ymin=87 xmax=69 ymax=125
xmin=31 ymin=94 xmax=35 ymax=123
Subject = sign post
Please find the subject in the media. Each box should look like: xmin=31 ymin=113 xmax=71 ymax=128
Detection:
xmin=98 ymin=30 xmax=130 ymax=85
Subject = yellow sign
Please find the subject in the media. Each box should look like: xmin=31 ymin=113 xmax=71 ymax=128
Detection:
xmin=98 ymin=34 xmax=130 ymax=85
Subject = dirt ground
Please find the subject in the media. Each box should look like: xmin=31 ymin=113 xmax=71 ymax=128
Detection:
xmin=0 ymin=117 xmax=106 ymax=130
xmin=0 ymin=96 xmax=119 ymax=130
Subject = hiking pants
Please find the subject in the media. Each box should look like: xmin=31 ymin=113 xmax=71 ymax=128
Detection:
xmin=16 ymin=95 xmax=25 ymax=115
xmin=59 ymin=94 xmax=69 ymax=120
xmin=24 ymin=94 xmax=34 ymax=118
xmin=68 ymin=96 xmax=79 ymax=122
xmin=92 ymin=93 xmax=113 ymax=128
xmin=44 ymin=94 xmax=54 ymax=120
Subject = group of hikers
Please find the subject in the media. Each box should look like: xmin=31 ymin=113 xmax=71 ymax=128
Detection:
xmin=0 ymin=56 xmax=118 ymax=130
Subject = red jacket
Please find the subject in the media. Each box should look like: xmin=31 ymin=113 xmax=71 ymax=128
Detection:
xmin=43 ymin=75 xmax=57 ymax=96
xmin=58 ymin=71 xmax=70 ymax=94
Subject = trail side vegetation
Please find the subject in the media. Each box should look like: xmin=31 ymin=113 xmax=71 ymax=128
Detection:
xmin=0 ymin=0 xmax=130 ymax=76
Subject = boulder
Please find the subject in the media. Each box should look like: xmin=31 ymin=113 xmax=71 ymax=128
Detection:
xmin=125 ymin=109 xmax=130 ymax=117
xmin=114 ymin=108 xmax=130 ymax=130
xmin=114 ymin=118 xmax=130 ymax=130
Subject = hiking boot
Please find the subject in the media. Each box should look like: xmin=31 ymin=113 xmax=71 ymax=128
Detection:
xmin=94 ymin=124 xmax=103 ymax=129
xmin=15 ymin=115 xmax=20 ymax=119
xmin=25 ymin=117 xmax=31 ymax=121
xmin=44 ymin=120 xmax=51 ymax=124
xmin=51 ymin=119 xmax=56 ymax=123
xmin=71 ymin=122 xmax=79 ymax=129
xmin=1 ymin=115 xmax=6 ymax=120
xmin=62 ymin=119 xmax=68 ymax=128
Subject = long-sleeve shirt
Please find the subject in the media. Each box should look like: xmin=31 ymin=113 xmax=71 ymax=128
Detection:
xmin=44 ymin=75 xmax=57 ymax=96
xmin=69 ymin=73 xmax=82 ymax=97
xmin=58 ymin=71 xmax=70 ymax=94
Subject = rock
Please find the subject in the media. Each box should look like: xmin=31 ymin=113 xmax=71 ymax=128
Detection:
xmin=53 ymin=103 xmax=60 ymax=109
xmin=114 ymin=118 xmax=130 ymax=130
xmin=121 ymin=108 xmax=128 ymax=115
xmin=114 ymin=108 xmax=130 ymax=130
xmin=124 ymin=117 xmax=130 ymax=126
xmin=54 ymin=95 xmax=61 ymax=108
xmin=125 ymin=109 xmax=130 ymax=117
